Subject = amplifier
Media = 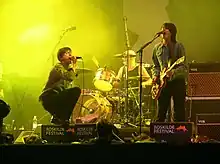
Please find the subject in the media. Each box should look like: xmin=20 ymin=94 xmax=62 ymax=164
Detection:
xmin=41 ymin=124 xmax=97 ymax=143
xmin=196 ymin=113 xmax=220 ymax=124
xmin=188 ymin=62 xmax=220 ymax=97
xmin=185 ymin=97 xmax=220 ymax=123
xmin=189 ymin=62 xmax=220 ymax=73
xmin=196 ymin=113 xmax=220 ymax=140
xmin=188 ymin=72 xmax=220 ymax=97
xmin=150 ymin=122 xmax=194 ymax=144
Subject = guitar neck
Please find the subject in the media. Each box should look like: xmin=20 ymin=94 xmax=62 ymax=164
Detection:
xmin=161 ymin=56 xmax=185 ymax=78
xmin=167 ymin=63 xmax=176 ymax=73
xmin=161 ymin=63 xmax=177 ymax=78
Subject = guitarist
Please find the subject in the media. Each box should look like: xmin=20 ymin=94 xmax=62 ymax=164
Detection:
xmin=39 ymin=47 xmax=81 ymax=125
xmin=151 ymin=23 xmax=187 ymax=122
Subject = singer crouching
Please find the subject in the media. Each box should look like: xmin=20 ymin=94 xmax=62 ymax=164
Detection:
xmin=39 ymin=47 xmax=81 ymax=125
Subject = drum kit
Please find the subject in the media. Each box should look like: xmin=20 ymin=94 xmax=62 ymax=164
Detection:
xmin=71 ymin=54 xmax=157 ymax=126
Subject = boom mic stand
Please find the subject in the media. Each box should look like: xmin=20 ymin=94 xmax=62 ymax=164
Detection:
xmin=46 ymin=26 xmax=76 ymax=66
xmin=45 ymin=30 xmax=67 ymax=66
xmin=136 ymin=34 xmax=160 ymax=134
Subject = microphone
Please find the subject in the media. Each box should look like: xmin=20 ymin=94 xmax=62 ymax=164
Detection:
xmin=156 ymin=30 xmax=165 ymax=35
xmin=70 ymin=56 xmax=83 ymax=60
xmin=76 ymin=56 xmax=82 ymax=59
xmin=64 ymin=26 xmax=76 ymax=32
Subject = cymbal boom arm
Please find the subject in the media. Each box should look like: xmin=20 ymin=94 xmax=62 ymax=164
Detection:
xmin=123 ymin=16 xmax=131 ymax=122
xmin=124 ymin=16 xmax=130 ymax=49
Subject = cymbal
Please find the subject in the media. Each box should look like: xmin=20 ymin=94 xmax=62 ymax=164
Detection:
xmin=114 ymin=54 xmax=136 ymax=58
xmin=112 ymin=96 xmax=125 ymax=101
xmin=135 ymin=62 xmax=152 ymax=67
xmin=128 ymin=87 xmax=139 ymax=90
xmin=128 ymin=76 xmax=150 ymax=80
xmin=143 ymin=64 xmax=152 ymax=68
xmin=142 ymin=79 xmax=152 ymax=86
xmin=114 ymin=50 xmax=136 ymax=58
xmin=76 ymin=68 xmax=93 ymax=74
xmin=114 ymin=54 xmax=125 ymax=58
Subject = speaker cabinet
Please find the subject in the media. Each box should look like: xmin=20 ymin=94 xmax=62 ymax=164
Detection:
xmin=188 ymin=62 xmax=220 ymax=97
xmin=186 ymin=97 xmax=220 ymax=123
xmin=196 ymin=113 xmax=220 ymax=140
xmin=150 ymin=122 xmax=194 ymax=144
xmin=188 ymin=72 xmax=220 ymax=97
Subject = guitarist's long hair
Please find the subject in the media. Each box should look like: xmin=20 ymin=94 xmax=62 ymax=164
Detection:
xmin=162 ymin=22 xmax=177 ymax=43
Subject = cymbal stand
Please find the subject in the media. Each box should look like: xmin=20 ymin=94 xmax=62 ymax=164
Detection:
xmin=128 ymin=84 xmax=140 ymax=110
xmin=123 ymin=64 xmax=129 ymax=122
xmin=123 ymin=16 xmax=130 ymax=124
xmin=136 ymin=34 xmax=160 ymax=134
xmin=122 ymin=17 xmax=137 ymax=128
xmin=128 ymin=85 xmax=144 ymax=125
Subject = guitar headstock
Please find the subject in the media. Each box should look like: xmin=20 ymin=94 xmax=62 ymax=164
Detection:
xmin=175 ymin=56 xmax=185 ymax=65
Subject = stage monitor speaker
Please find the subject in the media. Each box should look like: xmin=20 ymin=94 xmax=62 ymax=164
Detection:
xmin=41 ymin=124 xmax=97 ymax=143
xmin=187 ymin=62 xmax=220 ymax=97
xmin=14 ymin=131 xmax=34 ymax=144
xmin=0 ymin=132 xmax=14 ymax=144
xmin=117 ymin=127 xmax=150 ymax=142
xmin=150 ymin=122 xmax=194 ymax=144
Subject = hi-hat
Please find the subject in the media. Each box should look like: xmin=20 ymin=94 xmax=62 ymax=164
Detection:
xmin=114 ymin=50 xmax=136 ymax=58
xmin=128 ymin=76 xmax=150 ymax=80
xmin=136 ymin=62 xmax=152 ymax=68
xmin=142 ymin=79 xmax=153 ymax=86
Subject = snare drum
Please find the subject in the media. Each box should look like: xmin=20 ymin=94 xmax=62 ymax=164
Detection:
xmin=81 ymin=89 xmax=100 ymax=95
xmin=93 ymin=68 xmax=116 ymax=92
xmin=72 ymin=91 xmax=113 ymax=123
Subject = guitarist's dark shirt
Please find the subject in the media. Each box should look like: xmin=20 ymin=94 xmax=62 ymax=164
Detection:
xmin=152 ymin=42 xmax=187 ymax=81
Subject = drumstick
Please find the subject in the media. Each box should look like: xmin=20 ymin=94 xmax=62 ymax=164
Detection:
xmin=92 ymin=56 xmax=100 ymax=69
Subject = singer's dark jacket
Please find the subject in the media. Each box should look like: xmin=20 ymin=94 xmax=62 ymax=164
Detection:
xmin=152 ymin=42 xmax=188 ymax=81
xmin=40 ymin=63 xmax=77 ymax=98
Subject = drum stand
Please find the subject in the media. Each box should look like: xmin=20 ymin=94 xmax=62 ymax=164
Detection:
xmin=128 ymin=86 xmax=148 ymax=126
xmin=128 ymin=85 xmax=140 ymax=110
xmin=128 ymin=85 xmax=152 ymax=125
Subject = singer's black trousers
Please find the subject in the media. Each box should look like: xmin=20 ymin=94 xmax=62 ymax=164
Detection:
xmin=157 ymin=78 xmax=186 ymax=122
xmin=40 ymin=87 xmax=81 ymax=121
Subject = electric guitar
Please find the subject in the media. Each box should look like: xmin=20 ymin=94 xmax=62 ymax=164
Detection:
xmin=151 ymin=56 xmax=185 ymax=100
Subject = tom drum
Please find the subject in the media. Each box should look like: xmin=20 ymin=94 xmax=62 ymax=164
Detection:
xmin=93 ymin=68 xmax=116 ymax=92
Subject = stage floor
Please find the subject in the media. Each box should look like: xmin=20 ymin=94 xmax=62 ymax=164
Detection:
xmin=1 ymin=143 xmax=220 ymax=163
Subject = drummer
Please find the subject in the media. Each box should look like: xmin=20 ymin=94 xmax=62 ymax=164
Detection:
xmin=113 ymin=50 xmax=150 ymax=89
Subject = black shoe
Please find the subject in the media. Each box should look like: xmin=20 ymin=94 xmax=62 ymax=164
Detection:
xmin=51 ymin=116 xmax=70 ymax=126
xmin=51 ymin=116 xmax=62 ymax=125
xmin=62 ymin=120 xmax=70 ymax=126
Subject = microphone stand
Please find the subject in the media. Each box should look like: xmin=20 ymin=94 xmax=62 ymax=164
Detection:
xmin=46 ymin=29 xmax=69 ymax=66
xmin=136 ymin=34 xmax=160 ymax=134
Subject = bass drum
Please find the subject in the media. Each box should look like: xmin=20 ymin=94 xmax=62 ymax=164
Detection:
xmin=72 ymin=91 xmax=113 ymax=123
